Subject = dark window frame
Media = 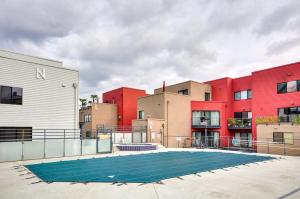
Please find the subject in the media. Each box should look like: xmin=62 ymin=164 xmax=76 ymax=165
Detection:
xmin=138 ymin=110 xmax=145 ymax=119
xmin=204 ymin=92 xmax=211 ymax=101
xmin=234 ymin=89 xmax=252 ymax=101
xmin=0 ymin=85 xmax=23 ymax=105
xmin=273 ymin=132 xmax=284 ymax=143
xmin=192 ymin=110 xmax=221 ymax=127
xmin=277 ymin=80 xmax=300 ymax=94
xmin=247 ymin=90 xmax=252 ymax=99
xmin=234 ymin=91 xmax=241 ymax=100
xmin=277 ymin=82 xmax=287 ymax=94
xmin=178 ymin=89 xmax=189 ymax=95
xmin=278 ymin=106 xmax=300 ymax=122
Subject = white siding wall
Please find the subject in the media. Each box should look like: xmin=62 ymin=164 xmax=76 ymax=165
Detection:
xmin=0 ymin=50 xmax=79 ymax=129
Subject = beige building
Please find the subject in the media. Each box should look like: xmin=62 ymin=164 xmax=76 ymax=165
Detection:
xmin=133 ymin=81 xmax=211 ymax=147
xmin=79 ymin=103 xmax=117 ymax=137
xmin=257 ymin=124 xmax=300 ymax=156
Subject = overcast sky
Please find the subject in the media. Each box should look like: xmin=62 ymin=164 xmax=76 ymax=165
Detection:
xmin=1 ymin=0 xmax=300 ymax=100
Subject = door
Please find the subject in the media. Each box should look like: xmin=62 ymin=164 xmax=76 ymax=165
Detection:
xmin=240 ymin=132 xmax=248 ymax=147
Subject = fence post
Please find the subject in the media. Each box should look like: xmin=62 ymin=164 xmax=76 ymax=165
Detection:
xmin=43 ymin=129 xmax=46 ymax=158
xmin=63 ymin=129 xmax=66 ymax=157
xmin=96 ymin=129 xmax=99 ymax=154
xmin=110 ymin=131 xmax=113 ymax=153
xmin=284 ymin=141 xmax=286 ymax=155
xmin=267 ymin=138 xmax=269 ymax=154
xmin=80 ymin=129 xmax=83 ymax=156
xmin=21 ymin=130 xmax=24 ymax=160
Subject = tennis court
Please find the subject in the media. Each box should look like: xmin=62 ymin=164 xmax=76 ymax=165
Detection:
xmin=26 ymin=151 xmax=274 ymax=183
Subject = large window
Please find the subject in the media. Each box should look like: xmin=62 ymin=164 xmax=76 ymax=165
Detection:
xmin=277 ymin=79 xmax=300 ymax=94
xmin=178 ymin=89 xmax=188 ymax=95
xmin=273 ymin=132 xmax=294 ymax=144
xmin=278 ymin=106 xmax=300 ymax=122
xmin=192 ymin=111 xmax=220 ymax=127
xmin=234 ymin=90 xmax=251 ymax=100
xmin=0 ymin=86 xmax=23 ymax=105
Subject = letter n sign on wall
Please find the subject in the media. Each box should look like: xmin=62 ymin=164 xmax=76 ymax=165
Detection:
xmin=36 ymin=68 xmax=46 ymax=80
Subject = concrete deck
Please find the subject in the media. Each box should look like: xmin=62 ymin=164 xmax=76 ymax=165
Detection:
xmin=0 ymin=149 xmax=300 ymax=199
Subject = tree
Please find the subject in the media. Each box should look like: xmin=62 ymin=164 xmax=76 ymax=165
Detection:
xmin=79 ymin=98 xmax=87 ymax=108
xmin=90 ymin=94 xmax=99 ymax=103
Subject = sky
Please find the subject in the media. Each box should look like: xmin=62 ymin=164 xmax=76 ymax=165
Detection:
xmin=1 ymin=0 xmax=300 ymax=100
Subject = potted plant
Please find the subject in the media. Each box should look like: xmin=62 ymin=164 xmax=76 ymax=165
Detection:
xmin=227 ymin=118 xmax=236 ymax=127
xmin=292 ymin=116 xmax=300 ymax=125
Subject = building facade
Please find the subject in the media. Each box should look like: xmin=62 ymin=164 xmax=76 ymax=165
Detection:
xmin=133 ymin=81 xmax=211 ymax=147
xmin=191 ymin=62 xmax=300 ymax=153
xmin=79 ymin=103 xmax=117 ymax=137
xmin=0 ymin=49 xmax=79 ymax=135
xmin=103 ymin=87 xmax=147 ymax=126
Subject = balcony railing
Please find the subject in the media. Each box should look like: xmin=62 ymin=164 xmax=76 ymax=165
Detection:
xmin=227 ymin=118 xmax=252 ymax=129
xmin=192 ymin=121 xmax=220 ymax=128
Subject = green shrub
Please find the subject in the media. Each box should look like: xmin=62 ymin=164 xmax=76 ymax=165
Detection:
xmin=255 ymin=116 xmax=278 ymax=125
xmin=293 ymin=116 xmax=300 ymax=125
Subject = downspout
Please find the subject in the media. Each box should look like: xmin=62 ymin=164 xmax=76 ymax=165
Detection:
xmin=166 ymin=100 xmax=169 ymax=147
xmin=73 ymin=82 xmax=78 ymax=130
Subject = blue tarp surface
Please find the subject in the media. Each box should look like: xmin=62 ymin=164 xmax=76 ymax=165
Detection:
xmin=26 ymin=151 xmax=274 ymax=183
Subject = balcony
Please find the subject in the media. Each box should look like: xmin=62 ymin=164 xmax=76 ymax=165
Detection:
xmin=227 ymin=118 xmax=252 ymax=130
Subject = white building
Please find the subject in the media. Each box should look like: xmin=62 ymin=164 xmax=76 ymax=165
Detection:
xmin=0 ymin=49 xmax=79 ymax=131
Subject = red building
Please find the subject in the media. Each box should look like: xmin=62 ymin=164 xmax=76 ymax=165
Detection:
xmin=191 ymin=62 xmax=300 ymax=149
xmin=103 ymin=87 xmax=147 ymax=126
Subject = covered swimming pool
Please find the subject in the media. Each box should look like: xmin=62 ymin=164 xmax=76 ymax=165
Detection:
xmin=26 ymin=151 xmax=274 ymax=183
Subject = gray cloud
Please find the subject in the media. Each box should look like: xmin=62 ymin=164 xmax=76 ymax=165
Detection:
xmin=0 ymin=0 xmax=300 ymax=98
xmin=267 ymin=36 xmax=300 ymax=56
xmin=255 ymin=0 xmax=300 ymax=36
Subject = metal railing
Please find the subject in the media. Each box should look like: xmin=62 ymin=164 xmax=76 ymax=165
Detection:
xmin=0 ymin=128 xmax=112 ymax=162
xmin=227 ymin=118 xmax=252 ymax=129
xmin=161 ymin=135 xmax=300 ymax=156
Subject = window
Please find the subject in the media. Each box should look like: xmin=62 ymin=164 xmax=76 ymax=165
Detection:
xmin=277 ymin=82 xmax=287 ymax=94
xmin=234 ymin=90 xmax=251 ymax=100
xmin=273 ymin=132 xmax=283 ymax=143
xmin=138 ymin=110 xmax=145 ymax=119
xmin=278 ymin=80 xmax=300 ymax=94
xmin=84 ymin=114 xmax=91 ymax=122
xmin=278 ymin=106 xmax=300 ymax=122
xmin=0 ymin=86 xmax=23 ymax=105
xmin=178 ymin=89 xmax=188 ymax=95
xmin=0 ymin=127 xmax=32 ymax=141
xmin=247 ymin=90 xmax=252 ymax=99
xmin=234 ymin=92 xmax=241 ymax=100
xmin=192 ymin=111 xmax=220 ymax=127
xmin=241 ymin=90 xmax=248 ymax=100
xmin=234 ymin=111 xmax=252 ymax=118
xmin=287 ymin=81 xmax=297 ymax=92
xmin=273 ymin=132 xmax=294 ymax=144
xmin=284 ymin=133 xmax=294 ymax=144
xmin=204 ymin=92 xmax=210 ymax=101
xmin=192 ymin=111 xmax=201 ymax=126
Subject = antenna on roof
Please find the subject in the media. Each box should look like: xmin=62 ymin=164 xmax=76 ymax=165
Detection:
xmin=163 ymin=81 xmax=166 ymax=92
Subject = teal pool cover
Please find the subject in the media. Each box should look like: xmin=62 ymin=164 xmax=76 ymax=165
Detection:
xmin=26 ymin=151 xmax=274 ymax=183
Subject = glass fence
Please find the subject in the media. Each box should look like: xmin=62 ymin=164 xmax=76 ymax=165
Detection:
xmin=0 ymin=129 xmax=112 ymax=162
